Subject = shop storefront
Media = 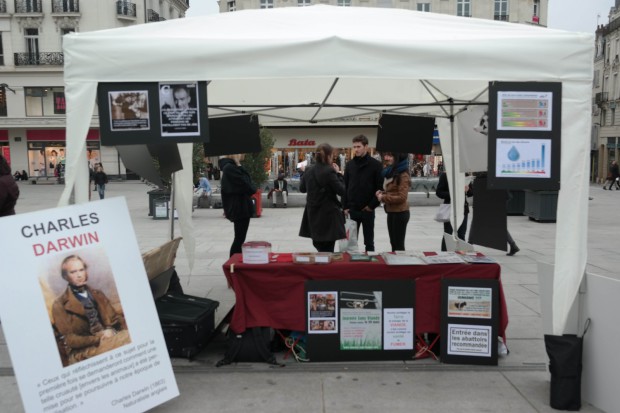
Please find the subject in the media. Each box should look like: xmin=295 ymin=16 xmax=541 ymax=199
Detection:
xmin=268 ymin=126 xmax=443 ymax=178
xmin=26 ymin=129 xmax=101 ymax=179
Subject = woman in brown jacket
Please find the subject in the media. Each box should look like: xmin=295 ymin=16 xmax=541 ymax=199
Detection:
xmin=376 ymin=153 xmax=410 ymax=251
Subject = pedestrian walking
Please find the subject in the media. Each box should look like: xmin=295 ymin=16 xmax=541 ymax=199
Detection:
xmin=0 ymin=154 xmax=19 ymax=216
xmin=603 ymin=160 xmax=620 ymax=190
xmin=93 ymin=165 xmax=108 ymax=200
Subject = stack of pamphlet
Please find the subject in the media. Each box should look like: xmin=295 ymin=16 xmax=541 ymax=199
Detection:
xmin=455 ymin=251 xmax=497 ymax=264
xmin=420 ymin=251 xmax=466 ymax=265
xmin=381 ymin=252 xmax=427 ymax=265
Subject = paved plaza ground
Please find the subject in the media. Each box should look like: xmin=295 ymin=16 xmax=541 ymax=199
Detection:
xmin=1 ymin=179 xmax=615 ymax=412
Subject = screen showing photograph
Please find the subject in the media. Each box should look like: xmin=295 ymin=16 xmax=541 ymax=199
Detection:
xmin=159 ymin=82 xmax=200 ymax=137
xmin=108 ymin=91 xmax=150 ymax=131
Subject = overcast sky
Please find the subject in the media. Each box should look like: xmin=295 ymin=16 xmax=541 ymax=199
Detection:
xmin=186 ymin=0 xmax=616 ymax=34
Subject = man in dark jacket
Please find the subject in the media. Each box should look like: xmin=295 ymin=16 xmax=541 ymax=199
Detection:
xmin=218 ymin=155 xmax=257 ymax=257
xmin=342 ymin=135 xmax=383 ymax=252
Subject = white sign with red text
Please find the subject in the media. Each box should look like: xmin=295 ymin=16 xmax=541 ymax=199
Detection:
xmin=0 ymin=197 xmax=178 ymax=413
xmin=383 ymin=308 xmax=414 ymax=350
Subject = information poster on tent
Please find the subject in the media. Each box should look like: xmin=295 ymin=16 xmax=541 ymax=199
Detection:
xmin=305 ymin=280 xmax=415 ymax=362
xmin=0 ymin=198 xmax=179 ymax=412
xmin=159 ymin=82 xmax=201 ymax=137
xmin=441 ymin=278 xmax=499 ymax=366
xmin=487 ymin=81 xmax=561 ymax=191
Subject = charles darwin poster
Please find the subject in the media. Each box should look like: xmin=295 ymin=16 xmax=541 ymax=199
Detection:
xmin=0 ymin=197 xmax=178 ymax=412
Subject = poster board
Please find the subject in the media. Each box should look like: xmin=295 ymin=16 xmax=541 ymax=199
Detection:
xmin=487 ymin=81 xmax=561 ymax=191
xmin=97 ymin=81 xmax=209 ymax=146
xmin=440 ymin=278 xmax=499 ymax=365
xmin=0 ymin=198 xmax=179 ymax=412
xmin=305 ymin=279 xmax=415 ymax=362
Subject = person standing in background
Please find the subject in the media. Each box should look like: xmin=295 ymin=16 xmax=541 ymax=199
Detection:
xmin=603 ymin=160 xmax=620 ymax=190
xmin=342 ymin=135 xmax=383 ymax=252
xmin=299 ymin=143 xmax=346 ymax=253
xmin=272 ymin=173 xmax=288 ymax=208
xmin=0 ymin=155 xmax=19 ymax=216
xmin=375 ymin=152 xmax=411 ymax=252
xmin=436 ymin=172 xmax=472 ymax=251
xmin=218 ymin=154 xmax=256 ymax=257
xmin=93 ymin=165 xmax=108 ymax=200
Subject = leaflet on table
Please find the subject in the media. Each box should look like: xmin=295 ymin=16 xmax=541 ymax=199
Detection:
xmin=455 ymin=252 xmax=497 ymax=264
xmin=381 ymin=252 xmax=427 ymax=265
xmin=421 ymin=252 xmax=467 ymax=264
xmin=0 ymin=197 xmax=179 ymax=413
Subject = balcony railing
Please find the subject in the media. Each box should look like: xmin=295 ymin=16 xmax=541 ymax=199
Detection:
xmin=15 ymin=0 xmax=42 ymax=13
xmin=52 ymin=0 xmax=79 ymax=13
xmin=147 ymin=8 xmax=159 ymax=22
xmin=14 ymin=52 xmax=64 ymax=66
xmin=0 ymin=0 xmax=7 ymax=13
xmin=494 ymin=14 xmax=509 ymax=22
xmin=116 ymin=1 xmax=136 ymax=18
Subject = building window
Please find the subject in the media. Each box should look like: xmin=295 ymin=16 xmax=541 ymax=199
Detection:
xmin=494 ymin=0 xmax=508 ymax=21
xmin=25 ymin=87 xmax=66 ymax=117
xmin=602 ymin=109 xmax=607 ymax=126
xmin=0 ymin=86 xmax=7 ymax=117
xmin=0 ymin=33 xmax=4 ymax=66
xmin=457 ymin=0 xmax=470 ymax=17
xmin=260 ymin=0 xmax=273 ymax=8
xmin=417 ymin=3 xmax=430 ymax=12
xmin=533 ymin=0 xmax=539 ymax=16
xmin=60 ymin=28 xmax=75 ymax=45
xmin=337 ymin=0 xmax=351 ymax=6
xmin=612 ymin=108 xmax=616 ymax=126
xmin=298 ymin=0 xmax=311 ymax=6
xmin=227 ymin=1 xmax=236 ymax=11
xmin=594 ymin=70 xmax=600 ymax=88
xmin=25 ymin=28 xmax=39 ymax=63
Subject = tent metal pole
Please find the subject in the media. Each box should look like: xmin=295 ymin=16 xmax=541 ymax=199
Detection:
xmin=170 ymin=172 xmax=175 ymax=240
xmin=449 ymin=98 xmax=457 ymax=235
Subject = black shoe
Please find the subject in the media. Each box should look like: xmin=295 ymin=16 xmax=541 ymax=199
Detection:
xmin=273 ymin=204 xmax=277 ymax=208
xmin=507 ymin=246 xmax=520 ymax=256
xmin=283 ymin=204 xmax=287 ymax=208
xmin=603 ymin=187 xmax=607 ymax=190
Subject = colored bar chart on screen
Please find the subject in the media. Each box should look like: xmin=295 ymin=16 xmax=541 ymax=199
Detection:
xmin=497 ymin=91 xmax=553 ymax=132
xmin=495 ymin=138 xmax=551 ymax=178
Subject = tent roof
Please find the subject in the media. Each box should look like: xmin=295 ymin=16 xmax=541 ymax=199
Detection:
xmin=62 ymin=6 xmax=594 ymax=335
xmin=64 ymin=5 xmax=593 ymax=123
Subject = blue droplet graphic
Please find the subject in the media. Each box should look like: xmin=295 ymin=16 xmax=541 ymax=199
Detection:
xmin=507 ymin=146 xmax=520 ymax=162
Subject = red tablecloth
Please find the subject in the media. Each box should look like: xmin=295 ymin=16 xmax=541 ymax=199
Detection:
xmin=223 ymin=254 xmax=508 ymax=339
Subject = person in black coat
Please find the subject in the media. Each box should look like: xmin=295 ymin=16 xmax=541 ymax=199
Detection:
xmin=342 ymin=135 xmax=383 ymax=252
xmin=272 ymin=173 xmax=288 ymax=208
xmin=436 ymin=172 xmax=472 ymax=251
xmin=219 ymin=154 xmax=257 ymax=257
xmin=299 ymin=143 xmax=346 ymax=253
xmin=0 ymin=155 xmax=19 ymax=216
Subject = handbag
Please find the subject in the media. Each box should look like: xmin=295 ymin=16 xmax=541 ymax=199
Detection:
xmin=434 ymin=203 xmax=451 ymax=222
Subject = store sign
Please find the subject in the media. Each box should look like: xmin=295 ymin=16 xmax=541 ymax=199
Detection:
xmin=288 ymin=139 xmax=316 ymax=147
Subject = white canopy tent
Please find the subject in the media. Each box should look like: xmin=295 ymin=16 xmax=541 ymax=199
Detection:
xmin=60 ymin=6 xmax=593 ymax=335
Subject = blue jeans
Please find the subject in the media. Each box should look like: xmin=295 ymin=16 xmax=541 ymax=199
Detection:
xmin=348 ymin=209 xmax=376 ymax=252
xmin=97 ymin=184 xmax=105 ymax=199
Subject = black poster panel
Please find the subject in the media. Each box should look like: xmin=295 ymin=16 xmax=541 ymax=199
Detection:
xmin=203 ymin=115 xmax=261 ymax=156
xmin=468 ymin=176 xmax=508 ymax=251
xmin=147 ymin=143 xmax=183 ymax=177
xmin=440 ymin=278 xmax=499 ymax=366
xmin=487 ymin=82 xmax=561 ymax=191
xmin=97 ymin=81 xmax=209 ymax=146
xmin=376 ymin=114 xmax=435 ymax=154
xmin=116 ymin=145 xmax=165 ymax=188
xmin=306 ymin=279 xmax=415 ymax=362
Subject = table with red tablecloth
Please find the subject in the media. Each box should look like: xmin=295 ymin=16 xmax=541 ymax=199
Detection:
xmin=223 ymin=253 xmax=508 ymax=339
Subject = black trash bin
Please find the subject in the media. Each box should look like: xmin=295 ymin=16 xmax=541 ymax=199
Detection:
xmin=148 ymin=189 xmax=170 ymax=217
